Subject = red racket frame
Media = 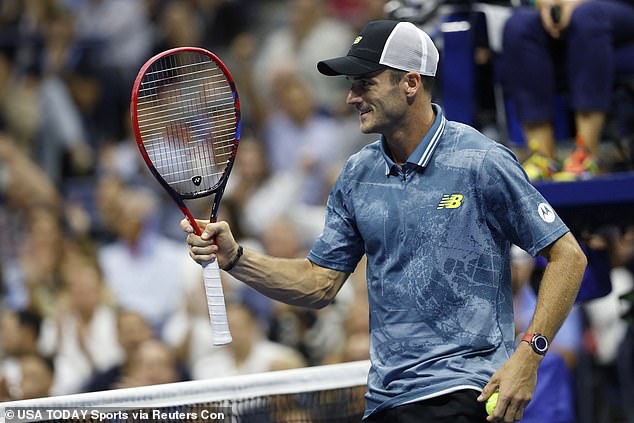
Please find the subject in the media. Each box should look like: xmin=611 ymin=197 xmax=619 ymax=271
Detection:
xmin=130 ymin=46 xmax=241 ymax=236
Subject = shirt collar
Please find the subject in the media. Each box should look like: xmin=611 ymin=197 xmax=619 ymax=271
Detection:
xmin=381 ymin=103 xmax=447 ymax=175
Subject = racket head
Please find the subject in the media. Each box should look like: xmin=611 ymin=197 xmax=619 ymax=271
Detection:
xmin=131 ymin=47 xmax=241 ymax=203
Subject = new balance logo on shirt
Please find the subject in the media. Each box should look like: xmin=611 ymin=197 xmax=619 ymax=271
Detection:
xmin=437 ymin=194 xmax=464 ymax=209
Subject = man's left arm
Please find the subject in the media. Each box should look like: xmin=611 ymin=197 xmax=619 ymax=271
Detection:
xmin=479 ymin=231 xmax=587 ymax=422
xmin=526 ymin=231 xmax=587 ymax=343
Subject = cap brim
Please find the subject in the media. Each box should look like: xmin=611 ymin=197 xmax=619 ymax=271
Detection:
xmin=317 ymin=55 xmax=386 ymax=76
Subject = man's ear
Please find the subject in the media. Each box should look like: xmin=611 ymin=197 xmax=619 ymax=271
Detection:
xmin=404 ymin=72 xmax=421 ymax=96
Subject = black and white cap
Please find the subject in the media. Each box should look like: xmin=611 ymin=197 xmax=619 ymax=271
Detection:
xmin=317 ymin=20 xmax=439 ymax=77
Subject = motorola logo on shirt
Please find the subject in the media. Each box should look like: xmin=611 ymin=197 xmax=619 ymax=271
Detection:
xmin=537 ymin=202 xmax=556 ymax=223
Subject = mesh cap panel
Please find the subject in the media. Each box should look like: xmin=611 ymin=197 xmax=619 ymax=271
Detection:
xmin=379 ymin=22 xmax=438 ymax=76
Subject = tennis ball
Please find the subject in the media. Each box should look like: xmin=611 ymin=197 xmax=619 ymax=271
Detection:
xmin=486 ymin=392 xmax=499 ymax=416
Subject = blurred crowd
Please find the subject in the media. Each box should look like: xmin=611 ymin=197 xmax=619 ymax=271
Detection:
xmin=0 ymin=0 xmax=632 ymax=422
xmin=0 ymin=0 xmax=381 ymax=401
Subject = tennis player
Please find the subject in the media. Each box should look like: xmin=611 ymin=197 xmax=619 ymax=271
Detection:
xmin=183 ymin=20 xmax=587 ymax=423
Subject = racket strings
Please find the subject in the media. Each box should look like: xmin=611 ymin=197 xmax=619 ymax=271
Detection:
xmin=135 ymin=51 xmax=237 ymax=196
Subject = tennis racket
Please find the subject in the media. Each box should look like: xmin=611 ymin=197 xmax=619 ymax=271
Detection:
xmin=130 ymin=47 xmax=240 ymax=345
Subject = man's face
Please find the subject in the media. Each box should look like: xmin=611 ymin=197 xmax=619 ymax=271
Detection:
xmin=345 ymin=69 xmax=407 ymax=135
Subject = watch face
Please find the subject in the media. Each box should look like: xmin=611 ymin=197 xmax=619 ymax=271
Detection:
xmin=533 ymin=335 xmax=549 ymax=354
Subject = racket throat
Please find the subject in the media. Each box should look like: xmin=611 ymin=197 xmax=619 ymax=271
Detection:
xmin=209 ymin=190 xmax=224 ymax=223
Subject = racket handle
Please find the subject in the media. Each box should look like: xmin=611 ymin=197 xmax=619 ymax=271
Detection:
xmin=202 ymin=260 xmax=232 ymax=345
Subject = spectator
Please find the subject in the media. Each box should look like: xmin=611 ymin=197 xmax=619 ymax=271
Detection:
xmin=582 ymin=226 xmax=634 ymax=421
xmin=17 ymin=353 xmax=54 ymax=400
xmin=191 ymin=301 xmax=305 ymax=380
xmin=72 ymin=0 xmax=154 ymax=83
xmin=83 ymin=309 xmax=154 ymax=392
xmin=0 ymin=4 xmax=95 ymax=185
xmin=2 ymin=206 xmax=64 ymax=316
xmin=252 ymin=0 xmax=354 ymax=114
xmin=97 ymin=186 xmax=187 ymax=330
xmin=0 ymin=134 xmax=59 ymax=213
xmin=0 ymin=309 xmax=42 ymax=400
xmin=583 ymin=227 xmax=633 ymax=365
xmin=193 ymin=0 xmax=255 ymax=54
xmin=502 ymin=0 xmax=634 ymax=181
xmin=223 ymin=134 xmax=291 ymax=241
xmin=119 ymin=339 xmax=187 ymax=388
xmin=223 ymin=134 xmax=324 ymax=243
xmin=263 ymin=72 xmax=343 ymax=206
xmin=323 ymin=286 xmax=371 ymax=364
xmin=38 ymin=249 xmax=122 ymax=395
xmin=153 ymin=1 xmax=203 ymax=53
xmin=0 ymin=133 xmax=60 ymax=276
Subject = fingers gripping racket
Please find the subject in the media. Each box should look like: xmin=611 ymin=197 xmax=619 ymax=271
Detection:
xmin=131 ymin=47 xmax=240 ymax=345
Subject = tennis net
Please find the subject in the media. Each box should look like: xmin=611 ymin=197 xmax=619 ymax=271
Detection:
xmin=1 ymin=360 xmax=370 ymax=422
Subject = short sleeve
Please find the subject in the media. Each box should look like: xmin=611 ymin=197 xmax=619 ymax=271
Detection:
xmin=307 ymin=165 xmax=365 ymax=273
xmin=479 ymin=144 xmax=569 ymax=256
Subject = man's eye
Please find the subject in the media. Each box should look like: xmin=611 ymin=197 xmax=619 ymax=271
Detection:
xmin=350 ymin=79 xmax=372 ymax=91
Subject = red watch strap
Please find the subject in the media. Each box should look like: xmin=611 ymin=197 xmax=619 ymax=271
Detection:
xmin=521 ymin=333 xmax=534 ymax=343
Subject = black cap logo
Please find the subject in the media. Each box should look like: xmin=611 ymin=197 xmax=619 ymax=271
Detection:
xmin=192 ymin=176 xmax=202 ymax=186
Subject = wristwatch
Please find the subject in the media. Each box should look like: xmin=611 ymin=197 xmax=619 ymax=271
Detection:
xmin=521 ymin=332 xmax=549 ymax=356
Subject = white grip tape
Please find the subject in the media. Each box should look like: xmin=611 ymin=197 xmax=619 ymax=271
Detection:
xmin=202 ymin=260 xmax=232 ymax=345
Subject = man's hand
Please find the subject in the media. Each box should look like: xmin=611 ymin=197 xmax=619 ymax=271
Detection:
xmin=478 ymin=342 xmax=541 ymax=422
xmin=539 ymin=0 xmax=583 ymax=39
xmin=180 ymin=219 xmax=240 ymax=270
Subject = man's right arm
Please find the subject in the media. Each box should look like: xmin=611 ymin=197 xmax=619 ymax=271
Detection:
xmin=228 ymin=250 xmax=349 ymax=308
xmin=182 ymin=219 xmax=349 ymax=309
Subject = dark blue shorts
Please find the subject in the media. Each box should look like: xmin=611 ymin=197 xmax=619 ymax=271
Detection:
xmin=364 ymin=389 xmax=488 ymax=423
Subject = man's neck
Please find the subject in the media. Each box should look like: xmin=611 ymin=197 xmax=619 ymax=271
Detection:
xmin=384 ymin=104 xmax=435 ymax=164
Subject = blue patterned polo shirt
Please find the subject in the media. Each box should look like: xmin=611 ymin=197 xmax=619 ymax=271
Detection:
xmin=307 ymin=104 xmax=569 ymax=418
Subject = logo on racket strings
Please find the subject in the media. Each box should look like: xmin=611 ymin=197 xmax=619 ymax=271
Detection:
xmin=192 ymin=176 xmax=202 ymax=186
